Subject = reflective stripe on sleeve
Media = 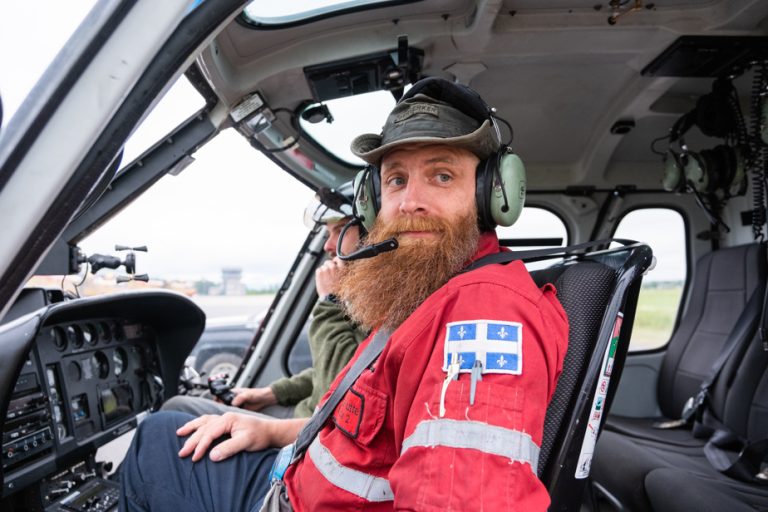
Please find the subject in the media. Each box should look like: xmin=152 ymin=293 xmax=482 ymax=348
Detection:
xmin=308 ymin=437 xmax=394 ymax=502
xmin=401 ymin=419 xmax=540 ymax=473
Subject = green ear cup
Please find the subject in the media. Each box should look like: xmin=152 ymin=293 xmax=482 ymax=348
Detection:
xmin=490 ymin=153 xmax=526 ymax=227
xmin=353 ymin=168 xmax=378 ymax=231
xmin=662 ymin=152 xmax=683 ymax=192
xmin=683 ymin=152 xmax=707 ymax=193
xmin=729 ymin=146 xmax=747 ymax=197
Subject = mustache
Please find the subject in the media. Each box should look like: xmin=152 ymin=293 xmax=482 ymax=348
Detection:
xmin=373 ymin=216 xmax=449 ymax=240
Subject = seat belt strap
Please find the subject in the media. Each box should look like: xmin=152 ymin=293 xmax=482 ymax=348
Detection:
xmin=703 ymin=430 xmax=768 ymax=484
xmin=291 ymin=328 xmax=391 ymax=463
xmin=654 ymin=280 xmax=765 ymax=430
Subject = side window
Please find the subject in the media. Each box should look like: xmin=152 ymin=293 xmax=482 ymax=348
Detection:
xmin=497 ymin=207 xmax=568 ymax=270
xmin=613 ymin=208 xmax=687 ymax=351
xmin=496 ymin=207 xmax=568 ymax=246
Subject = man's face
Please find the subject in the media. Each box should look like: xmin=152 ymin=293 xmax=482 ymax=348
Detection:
xmin=378 ymin=144 xmax=479 ymax=238
xmin=324 ymin=218 xmax=359 ymax=257
xmin=338 ymin=143 xmax=482 ymax=330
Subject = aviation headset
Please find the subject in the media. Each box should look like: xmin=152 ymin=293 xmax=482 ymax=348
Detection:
xmin=662 ymin=79 xmax=747 ymax=198
xmin=351 ymin=78 xmax=527 ymax=233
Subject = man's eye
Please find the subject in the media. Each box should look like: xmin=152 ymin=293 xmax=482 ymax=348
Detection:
xmin=437 ymin=174 xmax=452 ymax=183
xmin=388 ymin=176 xmax=405 ymax=186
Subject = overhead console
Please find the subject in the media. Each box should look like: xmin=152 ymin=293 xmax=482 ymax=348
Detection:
xmin=0 ymin=290 xmax=204 ymax=510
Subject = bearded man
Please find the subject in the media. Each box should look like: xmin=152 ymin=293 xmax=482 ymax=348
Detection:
xmin=118 ymin=78 xmax=569 ymax=512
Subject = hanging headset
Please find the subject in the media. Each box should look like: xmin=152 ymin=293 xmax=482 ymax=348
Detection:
xmin=661 ymin=109 xmax=747 ymax=200
xmin=351 ymin=80 xmax=527 ymax=233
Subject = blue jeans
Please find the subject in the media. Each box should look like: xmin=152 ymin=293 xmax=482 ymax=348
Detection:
xmin=119 ymin=411 xmax=278 ymax=512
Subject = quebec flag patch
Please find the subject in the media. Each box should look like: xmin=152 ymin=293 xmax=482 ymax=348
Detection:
xmin=443 ymin=320 xmax=523 ymax=375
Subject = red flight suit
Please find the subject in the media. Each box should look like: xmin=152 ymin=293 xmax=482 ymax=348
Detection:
xmin=284 ymin=232 xmax=569 ymax=510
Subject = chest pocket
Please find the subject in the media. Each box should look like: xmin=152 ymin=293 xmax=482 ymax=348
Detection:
xmin=332 ymin=379 xmax=388 ymax=446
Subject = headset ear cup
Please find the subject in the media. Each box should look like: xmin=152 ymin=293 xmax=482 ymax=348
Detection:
xmin=490 ymin=152 xmax=526 ymax=227
xmin=683 ymin=151 xmax=708 ymax=193
xmin=475 ymin=158 xmax=494 ymax=231
xmin=662 ymin=150 xmax=684 ymax=192
xmin=730 ymin=146 xmax=747 ymax=196
xmin=698 ymin=148 xmax=720 ymax=193
xmin=353 ymin=167 xmax=379 ymax=231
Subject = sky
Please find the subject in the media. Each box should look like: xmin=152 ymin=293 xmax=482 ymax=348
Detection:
xmin=0 ymin=1 xmax=317 ymax=288
xmin=0 ymin=1 xmax=686 ymax=287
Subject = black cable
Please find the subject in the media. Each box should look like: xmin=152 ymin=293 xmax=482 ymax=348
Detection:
xmin=495 ymin=116 xmax=514 ymax=146
xmin=749 ymin=61 xmax=768 ymax=241
xmin=73 ymin=263 xmax=90 ymax=298
xmin=688 ymin=183 xmax=730 ymax=233
xmin=61 ymin=262 xmax=89 ymax=298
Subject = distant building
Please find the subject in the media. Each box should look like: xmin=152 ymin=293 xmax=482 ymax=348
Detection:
xmin=220 ymin=267 xmax=246 ymax=296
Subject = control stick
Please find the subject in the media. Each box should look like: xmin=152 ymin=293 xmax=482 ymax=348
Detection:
xmin=208 ymin=374 xmax=236 ymax=405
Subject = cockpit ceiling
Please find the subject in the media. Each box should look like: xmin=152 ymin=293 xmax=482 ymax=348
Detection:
xmin=196 ymin=0 xmax=767 ymax=187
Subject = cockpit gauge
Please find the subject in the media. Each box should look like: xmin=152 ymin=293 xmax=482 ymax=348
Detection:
xmin=67 ymin=325 xmax=84 ymax=349
xmin=91 ymin=351 xmax=110 ymax=379
xmin=51 ymin=327 xmax=67 ymax=351
xmin=83 ymin=324 xmax=98 ymax=346
xmin=67 ymin=361 xmax=82 ymax=382
xmin=98 ymin=321 xmax=111 ymax=343
xmin=113 ymin=348 xmax=127 ymax=376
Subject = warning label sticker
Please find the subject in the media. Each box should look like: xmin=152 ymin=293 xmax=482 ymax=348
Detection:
xmin=575 ymin=312 xmax=623 ymax=479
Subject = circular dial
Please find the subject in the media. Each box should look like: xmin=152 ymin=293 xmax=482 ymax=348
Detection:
xmin=83 ymin=324 xmax=98 ymax=346
xmin=67 ymin=361 xmax=82 ymax=382
xmin=51 ymin=327 xmax=67 ymax=351
xmin=113 ymin=348 xmax=127 ymax=376
xmin=66 ymin=325 xmax=84 ymax=349
xmin=91 ymin=351 xmax=110 ymax=379
xmin=97 ymin=321 xmax=111 ymax=343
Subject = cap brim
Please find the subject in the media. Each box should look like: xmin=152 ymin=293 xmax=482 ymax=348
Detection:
xmin=350 ymin=120 xmax=498 ymax=165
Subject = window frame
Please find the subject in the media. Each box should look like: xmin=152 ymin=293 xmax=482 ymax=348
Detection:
xmin=611 ymin=204 xmax=692 ymax=353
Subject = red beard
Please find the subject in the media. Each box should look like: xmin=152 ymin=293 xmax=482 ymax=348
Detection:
xmin=338 ymin=210 xmax=480 ymax=330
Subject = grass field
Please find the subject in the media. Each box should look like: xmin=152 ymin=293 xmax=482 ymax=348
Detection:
xmin=628 ymin=286 xmax=683 ymax=351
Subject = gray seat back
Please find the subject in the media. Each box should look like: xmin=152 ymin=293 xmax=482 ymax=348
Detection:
xmin=657 ymin=243 xmax=766 ymax=420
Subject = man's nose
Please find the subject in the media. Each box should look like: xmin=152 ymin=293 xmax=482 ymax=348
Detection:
xmin=398 ymin=180 xmax=429 ymax=215
xmin=324 ymin=233 xmax=338 ymax=256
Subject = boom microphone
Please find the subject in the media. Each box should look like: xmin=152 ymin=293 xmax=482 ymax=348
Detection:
xmin=336 ymin=218 xmax=399 ymax=261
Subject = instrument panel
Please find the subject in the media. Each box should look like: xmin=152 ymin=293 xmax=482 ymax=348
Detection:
xmin=0 ymin=290 xmax=204 ymax=507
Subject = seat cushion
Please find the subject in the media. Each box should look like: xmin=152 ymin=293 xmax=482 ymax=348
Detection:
xmin=606 ymin=415 xmax=706 ymax=448
xmin=592 ymin=430 xmax=768 ymax=511
xmin=645 ymin=468 xmax=759 ymax=512
xmin=592 ymin=430 xmax=709 ymax=511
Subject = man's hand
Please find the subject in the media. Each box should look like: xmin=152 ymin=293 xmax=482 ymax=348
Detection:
xmin=176 ymin=412 xmax=277 ymax=462
xmin=315 ymin=257 xmax=345 ymax=297
xmin=176 ymin=413 xmax=310 ymax=462
xmin=229 ymin=387 xmax=278 ymax=411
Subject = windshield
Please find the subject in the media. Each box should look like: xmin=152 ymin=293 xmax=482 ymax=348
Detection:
xmin=299 ymin=90 xmax=397 ymax=165
xmin=242 ymin=0 xmax=412 ymax=26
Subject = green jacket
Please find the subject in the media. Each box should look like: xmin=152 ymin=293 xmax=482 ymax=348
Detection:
xmin=269 ymin=300 xmax=367 ymax=418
